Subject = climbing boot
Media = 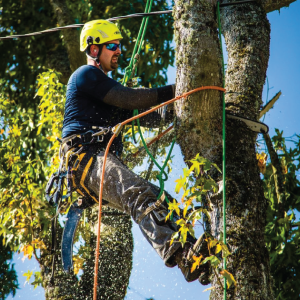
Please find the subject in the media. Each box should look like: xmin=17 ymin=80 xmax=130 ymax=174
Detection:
xmin=174 ymin=234 xmax=210 ymax=285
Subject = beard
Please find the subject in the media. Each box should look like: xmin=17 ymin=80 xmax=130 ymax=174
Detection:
xmin=110 ymin=56 xmax=119 ymax=70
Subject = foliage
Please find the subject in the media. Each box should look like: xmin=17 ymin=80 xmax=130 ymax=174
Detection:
xmin=260 ymin=129 xmax=300 ymax=300
xmin=169 ymin=154 xmax=236 ymax=290
xmin=0 ymin=69 xmax=64 ymax=291
xmin=0 ymin=235 xmax=18 ymax=299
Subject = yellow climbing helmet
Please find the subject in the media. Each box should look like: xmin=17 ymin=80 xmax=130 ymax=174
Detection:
xmin=80 ymin=20 xmax=123 ymax=52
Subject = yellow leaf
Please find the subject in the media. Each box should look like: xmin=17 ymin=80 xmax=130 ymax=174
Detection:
xmin=31 ymin=239 xmax=47 ymax=250
xmin=0 ymin=129 xmax=4 ymax=134
xmin=20 ymin=244 xmax=34 ymax=260
xmin=167 ymin=199 xmax=181 ymax=216
xmin=73 ymin=255 xmax=85 ymax=275
xmin=23 ymin=270 xmax=33 ymax=282
xmin=191 ymin=255 xmax=203 ymax=273
xmin=9 ymin=124 xmax=22 ymax=137
xmin=183 ymin=199 xmax=192 ymax=218
xmin=175 ymin=176 xmax=185 ymax=194
xmin=215 ymin=243 xmax=222 ymax=254
xmin=256 ymin=152 xmax=267 ymax=174
xmin=220 ymin=269 xmax=236 ymax=288
xmin=52 ymin=155 xmax=60 ymax=166
xmin=220 ymin=242 xmax=231 ymax=258
xmin=207 ymin=238 xmax=217 ymax=250
xmin=35 ymin=86 xmax=45 ymax=97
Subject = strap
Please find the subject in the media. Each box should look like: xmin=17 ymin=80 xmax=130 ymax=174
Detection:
xmin=62 ymin=128 xmax=112 ymax=149
xmin=137 ymin=192 xmax=165 ymax=224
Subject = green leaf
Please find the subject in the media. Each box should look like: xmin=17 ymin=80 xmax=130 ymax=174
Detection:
xmin=202 ymin=255 xmax=220 ymax=267
xmin=31 ymin=271 xmax=43 ymax=289
xmin=219 ymin=242 xmax=231 ymax=258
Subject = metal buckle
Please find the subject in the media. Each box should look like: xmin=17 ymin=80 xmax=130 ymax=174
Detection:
xmin=96 ymin=135 xmax=104 ymax=142
xmin=147 ymin=202 xmax=167 ymax=223
xmin=81 ymin=131 xmax=94 ymax=144
xmin=92 ymin=127 xmax=111 ymax=137
xmin=92 ymin=127 xmax=111 ymax=142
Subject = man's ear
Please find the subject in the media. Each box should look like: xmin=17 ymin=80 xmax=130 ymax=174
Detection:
xmin=90 ymin=45 xmax=99 ymax=57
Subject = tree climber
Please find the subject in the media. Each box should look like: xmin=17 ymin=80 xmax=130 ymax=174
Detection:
xmin=60 ymin=19 xmax=209 ymax=285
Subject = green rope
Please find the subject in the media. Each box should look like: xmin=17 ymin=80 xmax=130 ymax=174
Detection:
xmin=122 ymin=0 xmax=154 ymax=85
xmin=121 ymin=0 xmax=153 ymax=142
xmin=135 ymin=111 xmax=176 ymax=209
xmin=121 ymin=0 xmax=174 ymax=218
xmin=217 ymin=2 xmax=227 ymax=299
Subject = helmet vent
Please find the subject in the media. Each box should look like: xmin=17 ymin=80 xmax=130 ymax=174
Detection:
xmin=97 ymin=30 xmax=109 ymax=38
xmin=86 ymin=36 xmax=93 ymax=45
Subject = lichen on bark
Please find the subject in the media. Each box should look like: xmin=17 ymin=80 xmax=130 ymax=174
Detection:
xmin=173 ymin=0 xmax=223 ymax=163
xmin=174 ymin=0 xmax=275 ymax=299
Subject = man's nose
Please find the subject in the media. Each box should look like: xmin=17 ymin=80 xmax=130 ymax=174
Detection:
xmin=115 ymin=47 xmax=121 ymax=55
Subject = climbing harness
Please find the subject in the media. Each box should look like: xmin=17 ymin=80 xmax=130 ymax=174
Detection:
xmin=45 ymin=127 xmax=112 ymax=274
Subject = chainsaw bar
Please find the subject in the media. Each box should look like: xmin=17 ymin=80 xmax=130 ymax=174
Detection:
xmin=227 ymin=114 xmax=269 ymax=134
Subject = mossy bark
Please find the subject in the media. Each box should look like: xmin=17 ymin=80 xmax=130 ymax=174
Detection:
xmin=173 ymin=0 xmax=223 ymax=163
xmin=262 ymin=0 xmax=297 ymax=13
xmin=40 ymin=207 xmax=133 ymax=300
xmin=174 ymin=0 xmax=274 ymax=299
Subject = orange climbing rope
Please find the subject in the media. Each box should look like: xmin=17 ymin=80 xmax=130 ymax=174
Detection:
xmin=93 ymin=86 xmax=225 ymax=300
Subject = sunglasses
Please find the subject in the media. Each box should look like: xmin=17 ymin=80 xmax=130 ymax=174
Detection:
xmin=104 ymin=43 xmax=121 ymax=51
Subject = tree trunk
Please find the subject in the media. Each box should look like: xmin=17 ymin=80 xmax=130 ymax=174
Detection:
xmin=174 ymin=0 xmax=274 ymax=299
xmin=49 ymin=0 xmax=86 ymax=73
xmin=41 ymin=207 xmax=133 ymax=300
xmin=173 ymin=0 xmax=223 ymax=163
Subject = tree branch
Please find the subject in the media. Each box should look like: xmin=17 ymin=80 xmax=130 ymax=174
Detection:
xmin=262 ymin=0 xmax=297 ymax=13
xmin=263 ymin=133 xmax=285 ymax=211
xmin=49 ymin=0 xmax=86 ymax=73
xmin=259 ymin=91 xmax=281 ymax=119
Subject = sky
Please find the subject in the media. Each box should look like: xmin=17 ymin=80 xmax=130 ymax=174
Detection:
xmin=6 ymin=2 xmax=300 ymax=300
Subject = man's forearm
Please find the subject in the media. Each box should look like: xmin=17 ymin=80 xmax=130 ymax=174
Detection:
xmin=103 ymin=84 xmax=174 ymax=110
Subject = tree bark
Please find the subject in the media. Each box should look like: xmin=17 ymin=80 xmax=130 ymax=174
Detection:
xmin=49 ymin=0 xmax=86 ymax=73
xmin=173 ymin=0 xmax=223 ymax=163
xmin=262 ymin=0 xmax=297 ymax=13
xmin=40 ymin=207 xmax=133 ymax=300
xmin=174 ymin=0 xmax=274 ymax=299
xmin=78 ymin=207 xmax=133 ymax=300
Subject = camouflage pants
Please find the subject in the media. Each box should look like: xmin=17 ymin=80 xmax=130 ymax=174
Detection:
xmin=71 ymin=145 xmax=181 ymax=266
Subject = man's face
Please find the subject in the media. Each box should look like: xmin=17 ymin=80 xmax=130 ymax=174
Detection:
xmin=99 ymin=39 xmax=121 ymax=73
